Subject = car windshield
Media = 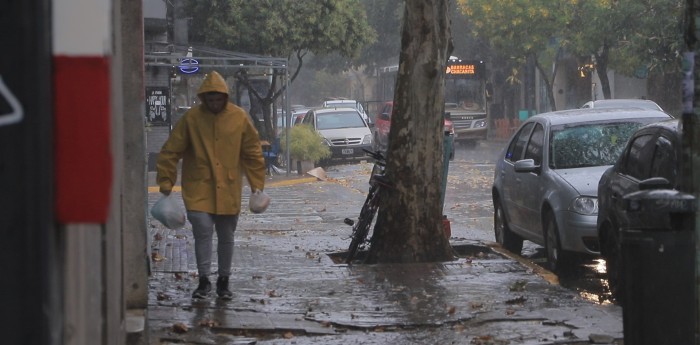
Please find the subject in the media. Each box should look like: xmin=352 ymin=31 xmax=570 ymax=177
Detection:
xmin=549 ymin=121 xmax=647 ymax=169
xmin=316 ymin=111 xmax=366 ymax=130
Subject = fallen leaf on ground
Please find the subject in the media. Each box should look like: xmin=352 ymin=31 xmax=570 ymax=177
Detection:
xmin=172 ymin=322 xmax=188 ymax=333
xmin=198 ymin=319 xmax=219 ymax=327
xmin=151 ymin=252 xmax=165 ymax=262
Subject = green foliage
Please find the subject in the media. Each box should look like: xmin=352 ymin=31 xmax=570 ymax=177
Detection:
xmin=280 ymin=125 xmax=331 ymax=162
xmin=184 ymin=0 xmax=376 ymax=65
xmin=458 ymin=0 xmax=684 ymax=78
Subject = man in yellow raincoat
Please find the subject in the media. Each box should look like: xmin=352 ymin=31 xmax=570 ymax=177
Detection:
xmin=156 ymin=71 xmax=266 ymax=299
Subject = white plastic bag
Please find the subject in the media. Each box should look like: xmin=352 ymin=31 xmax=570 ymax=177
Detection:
xmin=249 ymin=190 xmax=271 ymax=214
xmin=150 ymin=194 xmax=186 ymax=229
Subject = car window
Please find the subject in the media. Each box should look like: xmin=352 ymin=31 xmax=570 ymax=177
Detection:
xmin=650 ymin=134 xmax=677 ymax=186
xmin=505 ymin=122 xmax=534 ymax=162
xmin=524 ymin=123 xmax=544 ymax=166
xmin=621 ymin=133 xmax=655 ymax=179
xmin=316 ymin=111 xmax=366 ymax=130
xmin=550 ymin=121 xmax=642 ymax=169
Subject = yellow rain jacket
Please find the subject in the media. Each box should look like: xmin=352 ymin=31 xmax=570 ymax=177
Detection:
xmin=156 ymin=71 xmax=266 ymax=215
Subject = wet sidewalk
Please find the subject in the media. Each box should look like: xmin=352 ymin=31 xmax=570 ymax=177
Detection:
xmin=146 ymin=164 xmax=623 ymax=345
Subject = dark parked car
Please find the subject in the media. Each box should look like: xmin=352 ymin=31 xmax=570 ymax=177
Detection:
xmin=492 ymin=108 xmax=672 ymax=273
xmin=597 ymin=119 xmax=683 ymax=300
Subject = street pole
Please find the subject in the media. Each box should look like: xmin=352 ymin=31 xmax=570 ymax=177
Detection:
xmin=685 ymin=1 xmax=700 ymax=341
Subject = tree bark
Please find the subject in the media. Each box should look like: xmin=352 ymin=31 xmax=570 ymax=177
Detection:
xmin=365 ymin=0 xmax=454 ymax=264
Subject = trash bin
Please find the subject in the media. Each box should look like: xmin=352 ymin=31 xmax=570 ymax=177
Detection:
xmin=620 ymin=189 xmax=696 ymax=345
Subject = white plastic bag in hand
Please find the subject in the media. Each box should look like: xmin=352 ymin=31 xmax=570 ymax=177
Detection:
xmin=150 ymin=194 xmax=186 ymax=229
xmin=249 ymin=190 xmax=271 ymax=214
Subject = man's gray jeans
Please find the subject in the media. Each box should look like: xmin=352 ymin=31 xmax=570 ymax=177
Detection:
xmin=187 ymin=211 xmax=239 ymax=278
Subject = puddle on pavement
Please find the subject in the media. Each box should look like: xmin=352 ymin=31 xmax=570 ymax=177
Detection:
xmin=522 ymin=247 xmax=615 ymax=305
xmin=326 ymin=242 xmax=498 ymax=265
xmin=328 ymin=242 xmax=616 ymax=305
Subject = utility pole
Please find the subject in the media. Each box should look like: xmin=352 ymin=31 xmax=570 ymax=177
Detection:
xmin=684 ymin=0 xmax=700 ymax=341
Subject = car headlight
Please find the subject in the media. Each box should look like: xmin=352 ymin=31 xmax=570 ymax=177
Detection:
xmin=570 ymin=196 xmax=598 ymax=215
xmin=362 ymin=134 xmax=372 ymax=145
xmin=474 ymin=120 xmax=487 ymax=128
xmin=323 ymin=138 xmax=332 ymax=146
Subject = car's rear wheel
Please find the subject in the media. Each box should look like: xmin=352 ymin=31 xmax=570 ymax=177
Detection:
xmin=494 ymin=199 xmax=523 ymax=254
xmin=544 ymin=212 xmax=574 ymax=275
xmin=602 ymin=225 xmax=624 ymax=303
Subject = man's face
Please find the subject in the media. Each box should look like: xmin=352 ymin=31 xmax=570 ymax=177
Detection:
xmin=203 ymin=92 xmax=227 ymax=114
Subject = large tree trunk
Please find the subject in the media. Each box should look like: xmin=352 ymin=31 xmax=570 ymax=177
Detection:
xmin=365 ymin=0 xmax=454 ymax=264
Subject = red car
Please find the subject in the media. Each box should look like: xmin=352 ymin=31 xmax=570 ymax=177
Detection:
xmin=373 ymin=101 xmax=454 ymax=154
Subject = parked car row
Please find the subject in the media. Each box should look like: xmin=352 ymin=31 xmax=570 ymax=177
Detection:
xmin=491 ymin=107 xmax=673 ymax=281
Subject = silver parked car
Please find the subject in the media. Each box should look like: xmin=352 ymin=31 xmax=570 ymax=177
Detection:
xmin=491 ymin=108 xmax=672 ymax=273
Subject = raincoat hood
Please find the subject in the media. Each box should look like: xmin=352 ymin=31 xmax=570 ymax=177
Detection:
xmin=197 ymin=71 xmax=229 ymax=96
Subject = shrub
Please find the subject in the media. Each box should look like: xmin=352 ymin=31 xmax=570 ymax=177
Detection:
xmin=280 ymin=125 xmax=331 ymax=163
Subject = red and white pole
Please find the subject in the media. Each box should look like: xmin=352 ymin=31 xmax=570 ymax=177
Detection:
xmin=53 ymin=0 xmax=113 ymax=223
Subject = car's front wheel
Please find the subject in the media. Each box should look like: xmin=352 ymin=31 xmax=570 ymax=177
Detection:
xmin=494 ymin=199 xmax=523 ymax=254
xmin=544 ymin=212 xmax=575 ymax=275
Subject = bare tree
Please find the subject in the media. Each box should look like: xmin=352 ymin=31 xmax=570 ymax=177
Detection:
xmin=365 ymin=0 xmax=454 ymax=264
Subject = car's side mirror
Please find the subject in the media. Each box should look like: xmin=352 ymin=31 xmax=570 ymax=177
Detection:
xmin=639 ymin=176 xmax=671 ymax=190
xmin=514 ymin=159 xmax=541 ymax=174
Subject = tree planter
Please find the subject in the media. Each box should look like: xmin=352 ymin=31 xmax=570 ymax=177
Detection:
xmin=295 ymin=160 xmax=315 ymax=175
xmin=280 ymin=125 xmax=331 ymax=174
